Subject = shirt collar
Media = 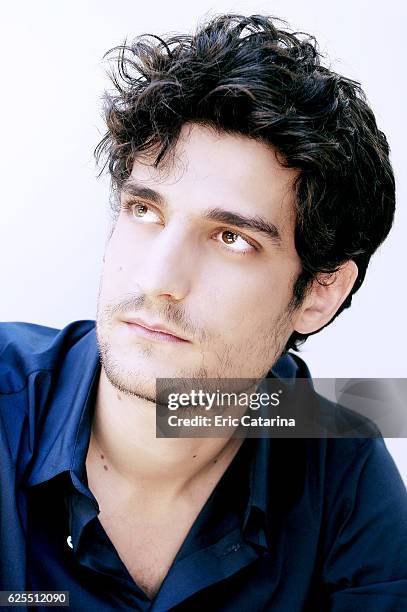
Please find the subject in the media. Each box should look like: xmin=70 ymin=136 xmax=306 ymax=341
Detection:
xmin=243 ymin=352 xmax=313 ymax=548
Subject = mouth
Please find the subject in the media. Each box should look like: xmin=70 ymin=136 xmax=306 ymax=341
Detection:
xmin=121 ymin=317 xmax=190 ymax=344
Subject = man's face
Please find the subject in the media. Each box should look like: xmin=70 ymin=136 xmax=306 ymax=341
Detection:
xmin=96 ymin=123 xmax=302 ymax=400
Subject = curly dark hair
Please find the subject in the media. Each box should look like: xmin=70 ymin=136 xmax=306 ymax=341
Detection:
xmin=95 ymin=13 xmax=395 ymax=352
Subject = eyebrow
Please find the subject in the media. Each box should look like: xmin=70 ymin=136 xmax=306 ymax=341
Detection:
xmin=121 ymin=178 xmax=282 ymax=246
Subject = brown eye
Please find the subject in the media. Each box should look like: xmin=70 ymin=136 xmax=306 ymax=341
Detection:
xmin=132 ymin=203 xmax=148 ymax=217
xmin=215 ymin=229 xmax=255 ymax=254
xmin=128 ymin=203 xmax=161 ymax=224
xmin=222 ymin=230 xmax=238 ymax=244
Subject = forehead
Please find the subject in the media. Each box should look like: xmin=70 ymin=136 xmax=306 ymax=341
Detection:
xmin=127 ymin=123 xmax=298 ymax=237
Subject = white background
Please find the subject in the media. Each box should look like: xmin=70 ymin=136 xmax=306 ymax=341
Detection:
xmin=0 ymin=1 xmax=406 ymax=482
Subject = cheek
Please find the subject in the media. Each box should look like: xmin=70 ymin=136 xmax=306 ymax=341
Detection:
xmin=108 ymin=221 xmax=138 ymax=260
xmin=206 ymin=262 xmax=294 ymax=331
xmin=101 ymin=225 xmax=142 ymax=292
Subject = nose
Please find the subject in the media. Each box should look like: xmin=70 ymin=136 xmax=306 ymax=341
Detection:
xmin=135 ymin=222 xmax=196 ymax=301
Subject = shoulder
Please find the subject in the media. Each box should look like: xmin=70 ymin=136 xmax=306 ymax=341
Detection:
xmin=316 ymin=392 xmax=382 ymax=438
xmin=323 ymin=435 xmax=406 ymax=504
xmin=318 ymin=436 xmax=407 ymax=595
xmin=0 ymin=320 xmax=97 ymax=471
xmin=0 ymin=320 xmax=96 ymax=393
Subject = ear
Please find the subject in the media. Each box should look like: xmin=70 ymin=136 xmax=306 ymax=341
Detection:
xmin=293 ymin=260 xmax=358 ymax=335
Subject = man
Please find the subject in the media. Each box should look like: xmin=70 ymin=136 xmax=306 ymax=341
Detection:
xmin=0 ymin=13 xmax=406 ymax=612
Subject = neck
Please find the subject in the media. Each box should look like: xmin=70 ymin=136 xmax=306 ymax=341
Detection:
xmin=87 ymin=368 xmax=244 ymax=502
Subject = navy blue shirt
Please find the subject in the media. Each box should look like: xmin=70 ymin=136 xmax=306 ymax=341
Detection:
xmin=1 ymin=320 xmax=407 ymax=611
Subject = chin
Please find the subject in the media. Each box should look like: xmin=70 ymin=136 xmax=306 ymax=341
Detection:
xmin=103 ymin=362 xmax=158 ymax=402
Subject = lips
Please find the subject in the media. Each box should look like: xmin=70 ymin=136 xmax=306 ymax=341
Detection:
xmin=122 ymin=316 xmax=189 ymax=342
